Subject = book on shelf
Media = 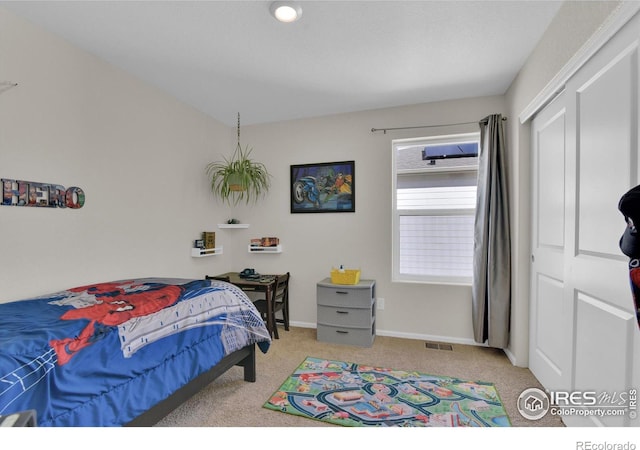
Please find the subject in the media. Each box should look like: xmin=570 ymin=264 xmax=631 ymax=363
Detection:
xmin=250 ymin=237 xmax=280 ymax=248
xmin=261 ymin=237 xmax=279 ymax=247
xmin=202 ymin=231 xmax=216 ymax=249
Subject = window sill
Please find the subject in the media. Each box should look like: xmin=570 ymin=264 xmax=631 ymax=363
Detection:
xmin=391 ymin=276 xmax=472 ymax=287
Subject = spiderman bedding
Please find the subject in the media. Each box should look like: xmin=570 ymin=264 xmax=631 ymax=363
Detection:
xmin=0 ymin=278 xmax=271 ymax=426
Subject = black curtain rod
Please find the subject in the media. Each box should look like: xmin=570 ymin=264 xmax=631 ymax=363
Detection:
xmin=371 ymin=116 xmax=507 ymax=134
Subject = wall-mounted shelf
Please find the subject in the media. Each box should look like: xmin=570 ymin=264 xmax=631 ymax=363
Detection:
xmin=218 ymin=224 xmax=249 ymax=229
xmin=248 ymin=245 xmax=282 ymax=254
xmin=191 ymin=246 xmax=223 ymax=257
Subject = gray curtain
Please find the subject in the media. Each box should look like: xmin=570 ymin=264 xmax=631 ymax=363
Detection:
xmin=472 ymin=114 xmax=511 ymax=348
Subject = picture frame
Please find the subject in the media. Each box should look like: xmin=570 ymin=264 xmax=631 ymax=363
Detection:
xmin=290 ymin=160 xmax=355 ymax=213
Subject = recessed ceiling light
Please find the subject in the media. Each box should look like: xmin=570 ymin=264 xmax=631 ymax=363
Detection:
xmin=270 ymin=1 xmax=303 ymax=23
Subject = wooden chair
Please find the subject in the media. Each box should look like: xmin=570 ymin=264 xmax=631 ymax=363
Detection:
xmin=253 ymin=272 xmax=290 ymax=339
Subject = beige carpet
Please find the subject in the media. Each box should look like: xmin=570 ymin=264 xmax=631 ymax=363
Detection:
xmin=155 ymin=326 xmax=564 ymax=427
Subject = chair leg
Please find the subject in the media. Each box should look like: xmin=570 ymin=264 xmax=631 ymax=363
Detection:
xmin=283 ymin=299 xmax=290 ymax=331
xmin=271 ymin=310 xmax=279 ymax=339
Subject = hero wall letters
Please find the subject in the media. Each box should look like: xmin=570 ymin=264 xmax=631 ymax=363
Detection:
xmin=2 ymin=178 xmax=85 ymax=209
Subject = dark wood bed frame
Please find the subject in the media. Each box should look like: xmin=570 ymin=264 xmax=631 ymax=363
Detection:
xmin=125 ymin=343 xmax=256 ymax=426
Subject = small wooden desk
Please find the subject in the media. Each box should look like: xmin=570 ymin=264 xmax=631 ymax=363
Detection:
xmin=213 ymin=272 xmax=280 ymax=338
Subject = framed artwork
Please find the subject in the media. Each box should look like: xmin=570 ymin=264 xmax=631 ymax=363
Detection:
xmin=290 ymin=160 xmax=355 ymax=213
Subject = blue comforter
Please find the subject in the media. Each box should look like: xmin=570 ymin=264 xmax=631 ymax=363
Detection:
xmin=0 ymin=278 xmax=271 ymax=426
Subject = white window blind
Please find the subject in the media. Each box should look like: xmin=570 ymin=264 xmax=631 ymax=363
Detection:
xmin=397 ymin=186 xmax=477 ymax=210
xmin=398 ymin=214 xmax=475 ymax=278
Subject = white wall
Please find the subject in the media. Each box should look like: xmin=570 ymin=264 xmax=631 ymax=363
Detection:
xmin=0 ymin=8 xmax=232 ymax=301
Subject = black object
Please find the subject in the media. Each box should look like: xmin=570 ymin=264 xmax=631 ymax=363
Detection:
xmin=422 ymin=142 xmax=478 ymax=160
xmin=618 ymin=185 xmax=640 ymax=329
xmin=239 ymin=268 xmax=260 ymax=279
xmin=619 ymin=185 xmax=640 ymax=258
xmin=620 ymin=225 xmax=638 ymax=258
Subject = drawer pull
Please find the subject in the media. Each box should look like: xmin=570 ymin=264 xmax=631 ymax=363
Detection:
xmin=335 ymin=291 xmax=349 ymax=295
xmin=336 ymin=330 xmax=349 ymax=334
xmin=336 ymin=310 xmax=349 ymax=315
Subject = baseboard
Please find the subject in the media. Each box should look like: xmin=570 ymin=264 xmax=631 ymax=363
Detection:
xmin=502 ymin=346 xmax=518 ymax=366
xmin=290 ymin=321 xmax=316 ymax=330
xmin=290 ymin=321 xmax=486 ymax=348
xmin=376 ymin=329 xmax=486 ymax=348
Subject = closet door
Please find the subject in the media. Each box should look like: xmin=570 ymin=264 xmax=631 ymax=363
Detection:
xmin=530 ymin=10 xmax=640 ymax=427
xmin=530 ymin=92 xmax=571 ymax=394
xmin=563 ymin=16 xmax=640 ymax=426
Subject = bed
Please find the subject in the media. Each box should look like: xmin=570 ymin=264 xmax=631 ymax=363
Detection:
xmin=0 ymin=277 xmax=271 ymax=427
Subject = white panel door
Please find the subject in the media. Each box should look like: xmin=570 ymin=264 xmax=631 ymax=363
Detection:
xmin=530 ymin=93 xmax=570 ymax=393
xmin=530 ymin=11 xmax=640 ymax=427
xmin=563 ymin=20 xmax=640 ymax=426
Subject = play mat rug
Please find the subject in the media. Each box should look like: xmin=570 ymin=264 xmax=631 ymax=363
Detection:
xmin=264 ymin=356 xmax=511 ymax=427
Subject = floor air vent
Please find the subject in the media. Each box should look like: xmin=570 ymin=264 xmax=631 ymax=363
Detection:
xmin=425 ymin=342 xmax=453 ymax=351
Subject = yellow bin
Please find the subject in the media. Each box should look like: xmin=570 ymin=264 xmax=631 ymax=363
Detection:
xmin=330 ymin=269 xmax=361 ymax=285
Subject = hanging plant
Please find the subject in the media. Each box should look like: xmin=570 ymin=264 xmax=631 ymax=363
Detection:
xmin=206 ymin=113 xmax=271 ymax=205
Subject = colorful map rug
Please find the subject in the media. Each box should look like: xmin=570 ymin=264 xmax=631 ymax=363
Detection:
xmin=263 ymin=356 xmax=511 ymax=427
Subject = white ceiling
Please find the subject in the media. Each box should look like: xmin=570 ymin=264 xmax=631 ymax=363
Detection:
xmin=1 ymin=0 xmax=564 ymax=126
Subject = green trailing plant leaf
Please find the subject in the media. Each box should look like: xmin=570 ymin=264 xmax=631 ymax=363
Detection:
xmin=206 ymin=142 xmax=271 ymax=205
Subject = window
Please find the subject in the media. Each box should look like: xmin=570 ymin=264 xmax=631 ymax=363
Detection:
xmin=392 ymin=132 xmax=479 ymax=285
